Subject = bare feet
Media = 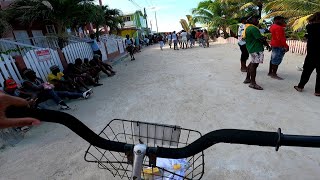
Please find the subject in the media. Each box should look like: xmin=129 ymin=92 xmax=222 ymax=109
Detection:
xmin=315 ymin=93 xmax=320 ymax=96
xmin=294 ymin=86 xmax=303 ymax=92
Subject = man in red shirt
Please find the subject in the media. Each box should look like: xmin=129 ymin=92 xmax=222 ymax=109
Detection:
xmin=269 ymin=16 xmax=289 ymax=80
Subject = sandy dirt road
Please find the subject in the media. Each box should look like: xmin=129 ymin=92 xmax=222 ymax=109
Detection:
xmin=1 ymin=43 xmax=319 ymax=180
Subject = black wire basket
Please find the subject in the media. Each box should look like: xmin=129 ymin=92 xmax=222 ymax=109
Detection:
xmin=84 ymin=119 xmax=204 ymax=180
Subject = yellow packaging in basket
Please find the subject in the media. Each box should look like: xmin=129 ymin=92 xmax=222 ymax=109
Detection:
xmin=143 ymin=167 xmax=160 ymax=175
xmin=142 ymin=167 xmax=161 ymax=180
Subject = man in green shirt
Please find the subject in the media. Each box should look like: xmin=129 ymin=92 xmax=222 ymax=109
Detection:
xmin=243 ymin=16 xmax=271 ymax=90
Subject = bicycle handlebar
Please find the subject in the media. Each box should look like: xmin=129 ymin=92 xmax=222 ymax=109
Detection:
xmin=6 ymin=107 xmax=320 ymax=159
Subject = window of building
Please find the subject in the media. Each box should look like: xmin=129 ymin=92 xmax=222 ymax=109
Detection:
xmin=125 ymin=16 xmax=131 ymax=22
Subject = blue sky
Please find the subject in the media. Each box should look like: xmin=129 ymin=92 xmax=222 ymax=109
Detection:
xmin=101 ymin=0 xmax=202 ymax=32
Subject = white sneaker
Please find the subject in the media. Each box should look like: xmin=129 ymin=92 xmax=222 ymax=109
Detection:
xmin=296 ymin=66 xmax=303 ymax=71
xmin=82 ymin=89 xmax=92 ymax=99
xmin=60 ymin=105 xmax=71 ymax=110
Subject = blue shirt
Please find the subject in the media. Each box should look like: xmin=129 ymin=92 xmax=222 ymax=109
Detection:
xmin=125 ymin=39 xmax=132 ymax=45
xmin=90 ymin=40 xmax=100 ymax=51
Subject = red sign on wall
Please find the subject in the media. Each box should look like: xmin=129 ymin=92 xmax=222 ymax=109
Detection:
xmin=35 ymin=49 xmax=51 ymax=62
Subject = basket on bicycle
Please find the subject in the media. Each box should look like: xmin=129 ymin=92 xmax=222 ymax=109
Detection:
xmin=84 ymin=119 xmax=204 ymax=180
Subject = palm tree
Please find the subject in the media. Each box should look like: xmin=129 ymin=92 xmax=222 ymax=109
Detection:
xmin=219 ymin=0 xmax=267 ymax=18
xmin=192 ymin=0 xmax=239 ymax=37
xmin=180 ymin=19 xmax=190 ymax=31
xmin=0 ymin=9 xmax=11 ymax=38
xmin=103 ymin=5 xmax=124 ymax=33
xmin=186 ymin=15 xmax=196 ymax=29
xmin=264 ymin=0 xmax=320 ymax=31
xmin=7 ymin=0 xmax=95 ymax=47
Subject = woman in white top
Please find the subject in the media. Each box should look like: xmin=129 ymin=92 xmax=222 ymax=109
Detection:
xmin=181 ymin=30 xmax=188 ymax=49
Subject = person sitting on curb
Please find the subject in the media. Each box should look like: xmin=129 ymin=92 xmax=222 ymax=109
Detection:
xmin=3 ymin=78 xmax=37 ymax=108
xmin=22 ymin=69 xmax=92 ymax=110
xmin=48 ymin=65 xmax=89 ymax=92
xmin=74 ymin=58 xmax=103 ymax=86
xmin=92 ymin=54 xmax=115 ymax=77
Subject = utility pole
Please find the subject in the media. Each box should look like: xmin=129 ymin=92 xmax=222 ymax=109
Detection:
xmin=155 ymin=11 xmax=159 ymax=33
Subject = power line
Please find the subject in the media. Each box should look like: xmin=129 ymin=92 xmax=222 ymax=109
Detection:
xmin=128 ymin=0 xmax=142 ymax=9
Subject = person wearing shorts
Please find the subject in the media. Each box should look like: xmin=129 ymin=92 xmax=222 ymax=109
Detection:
xmin=181 ymin=30 xmax=188 ymax=49
xmin=243 ymin=15 xmax=271 ymax=90
xmin=268 ymin=16 xmax=289 ymax=80
xmin=167 ymin=32 xmax=172 ymax=48
xmin=172 ymin=31 xmax=179 ymax=50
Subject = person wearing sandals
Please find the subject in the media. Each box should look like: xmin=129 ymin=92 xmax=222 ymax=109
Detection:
xmin=125 ymin=34 xmax=135 ymax=60
xmin=294 ymin=12 xmax=320 ymax=96
xmin=243 ymin=15 xmax=271 ymax=90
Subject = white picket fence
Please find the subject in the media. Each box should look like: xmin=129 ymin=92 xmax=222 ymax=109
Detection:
xmin=0 ymin=54 xmax=23 ymax=88
xmin=0 ymin=35 xmax=127 ymax=89
xmin=23 ymin=48 xmax=63 ymax=82
xmin=216 ymin=37 xmax=307 ymax=55
xmin=62 ymin=42 xmax=94 ymax=64
xmin=118 ymin=39 xmax=125 ymax=54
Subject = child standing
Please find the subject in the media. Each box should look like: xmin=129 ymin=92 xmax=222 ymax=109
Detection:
xmin=158 ymin=34 xmax=164 ymax=50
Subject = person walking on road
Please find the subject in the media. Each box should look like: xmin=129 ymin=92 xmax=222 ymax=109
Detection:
xmin=158 ymin=34 xmax=164 ymax=51
xmin=268 ymin=16 xmax=289 ymax=80
xmin=181 ymin=30 xmax=188 ymax=49
xmin=125 ymin=35 xmax=135 ymax=61
xmin=238 ymin=17 xmax=249 ymax=72
xmin=294 ymin=12 xmax=320 ymax=96
xmin=172 ymin=31 xmax=179 ymax=50
xmin=243 ymin=15 xmax=271 ymax=90
xmin=167 ymin=32 xmax=172 ymax=49
xmin=190 ymin=29 xmax=196 ymax=48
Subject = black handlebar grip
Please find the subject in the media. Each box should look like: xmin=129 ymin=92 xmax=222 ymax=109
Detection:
xmin=5 ymin=106 xmax=129 ymax=153
xmin=156 ymin=129 xmax=279 ymax=159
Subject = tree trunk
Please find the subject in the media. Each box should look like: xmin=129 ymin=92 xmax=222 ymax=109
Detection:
xmin=56 ymin=23 xmax=68 ymax=49
xmin=258 ymin=3 xmax=263 ymax=19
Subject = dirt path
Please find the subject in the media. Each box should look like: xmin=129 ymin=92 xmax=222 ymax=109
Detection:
xmin=1 ymin=43 xmax=319 ymax=180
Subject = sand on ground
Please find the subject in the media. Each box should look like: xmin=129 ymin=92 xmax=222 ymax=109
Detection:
xmin=1 ymin=43 xmax=319 ymax=180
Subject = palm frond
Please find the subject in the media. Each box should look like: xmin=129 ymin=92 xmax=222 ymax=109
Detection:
xmin=292 ymin=14 xmax=313 ymax=31
xmin=240 ymin=2 xmax=256 ymax=10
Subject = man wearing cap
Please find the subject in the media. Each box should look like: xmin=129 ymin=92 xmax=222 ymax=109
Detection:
xmin=268 ymin=16 xmax=289 ymax=80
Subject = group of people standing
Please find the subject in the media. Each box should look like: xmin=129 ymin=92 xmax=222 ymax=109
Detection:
xmin=238 ymin=12 xmax=320 ymax=96
xmin=164 ymin=29 xmax=210 ymax=50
